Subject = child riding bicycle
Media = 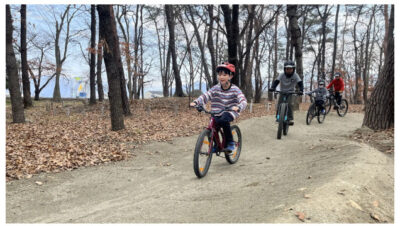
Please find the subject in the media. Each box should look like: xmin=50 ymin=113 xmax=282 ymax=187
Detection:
xmin=269 ymin=60 xmax=304 ymax=125
xmin=190 ymin=62 xmax=247 ymax=153
xmin=309 ymin=79 xmax=328 ymax=114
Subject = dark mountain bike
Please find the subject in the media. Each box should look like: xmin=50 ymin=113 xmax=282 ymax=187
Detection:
xmin=270 ymin=90 xmax=302 ymax=139
xmin=306 ymin=91 xmax=326 ymax=125
xmin=192 ymin=105 xmax=242 ymax=178
xmin=324 ymin=90 xmax=348 ymax=117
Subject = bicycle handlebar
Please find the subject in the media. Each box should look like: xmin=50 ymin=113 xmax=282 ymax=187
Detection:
xmin=191 ymin=105 xmax=232 ymax=115
xmin=270 ymin=90 xmax=303 ymax=95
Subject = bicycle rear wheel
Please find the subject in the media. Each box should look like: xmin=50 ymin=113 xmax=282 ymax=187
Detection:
xmin=225 ymin=125 xmax=242 ymax=164
xmin=337 ymin=99 xmax=348 ymax=117
xmin=193 ymin=129 xmax=213 ymax=178
xmin=306 ymin=103 xmax=315 ymax=125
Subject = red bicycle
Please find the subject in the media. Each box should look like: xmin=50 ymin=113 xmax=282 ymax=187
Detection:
xmin=192 ymin=105 xmax=242 ymax=178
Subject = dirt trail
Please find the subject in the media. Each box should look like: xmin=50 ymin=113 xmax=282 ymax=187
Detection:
xmin=6 ymin=112 xmax=394 ymax=223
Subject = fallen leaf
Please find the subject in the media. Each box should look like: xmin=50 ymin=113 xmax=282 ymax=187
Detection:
xmin=372 ymin=200 xmax=379 ymax=207
xmin=295 ymin=212 xmax=305 ymax=222
xmin=348 ymin=200 xmax=363 ymax=211
xmin=35 ymin=181 xmax=43 ymax=185
xmin=304 ymin=194 xmax=311 ymax=199
xmin=370 ymin=213 xmax=381 ymax=222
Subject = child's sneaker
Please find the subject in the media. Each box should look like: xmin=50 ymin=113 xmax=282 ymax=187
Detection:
xmin=211 ymin=144 xmax=218 ymax=153
xmin=225 ymin=142 xmax=236 ymax=154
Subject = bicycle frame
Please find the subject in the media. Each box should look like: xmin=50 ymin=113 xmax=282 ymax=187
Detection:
xmin=275 ymin=91 xmax=298 ymax=121
xmin=206 ymin=117 xmax=226 ymax=155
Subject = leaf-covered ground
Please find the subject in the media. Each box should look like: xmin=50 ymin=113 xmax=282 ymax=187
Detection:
xmin=6 ymin=97 xmax=365 ymax=181
xmin=350 ymin=127 xmax=394 ymax=155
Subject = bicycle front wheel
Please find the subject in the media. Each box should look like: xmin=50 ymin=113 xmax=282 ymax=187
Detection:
xmin=317 ymin=106 xmax=326 ymax=123
xmin=337 ymin=99 xmax=348 ymax=117
xmin=325 ymin=99 xmax=332 ymax=115
xmin=277 ymin=103 xmax=287 ymax=139
xmin=225 ymin=125 xmax=242 ymax=164
xmin=193 ymin=129 xmax=213 ymax=178
xmin=306 ymin=103 xmax=315 ymax=125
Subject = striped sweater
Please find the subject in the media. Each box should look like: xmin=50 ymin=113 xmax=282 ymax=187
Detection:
xmin=194 ymin=84 xmax=247 ymax=119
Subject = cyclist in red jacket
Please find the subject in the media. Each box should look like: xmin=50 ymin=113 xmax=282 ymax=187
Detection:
xmin=327 ymin=72 xmax=345 ymax=109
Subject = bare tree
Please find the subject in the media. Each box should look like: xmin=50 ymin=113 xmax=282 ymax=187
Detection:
xmin=352 ymin=6 xmax=363 ymax=104
xmin=89 ymin=5 xmax=97 ymax=105
xmin=52 ymin=5 xmax=80 ymax=102
xmin=147 ymin=6 xmax=170 ymax=97
xmin=165 ymin=5 xmax=184 ymax=97
xmin=185 ymin=6 xmax=213 ymax=89
xmin=362 ymin=5 xmax=377 ymax=104
xmin=20 ymin=4 xmax=32 ymax=108
xmin=316 ymin=5 xmax=332 ymax=79
xmin=97 ymin=5 xmax=125 ymax=130
xmin=330 ymin=5 xmax=340 ymax=79
xmin=6 ymin=5 xmax=25 ymax=123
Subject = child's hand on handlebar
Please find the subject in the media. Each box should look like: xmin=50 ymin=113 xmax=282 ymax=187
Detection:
xmin=232 ymin=106 xmax=239 ymax=112
xmin=190 ymin=102 xmax=197 ymax=107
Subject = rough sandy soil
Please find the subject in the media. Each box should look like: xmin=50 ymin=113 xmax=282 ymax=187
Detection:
xmin=6 ymin=112 xmax=394 ymax=223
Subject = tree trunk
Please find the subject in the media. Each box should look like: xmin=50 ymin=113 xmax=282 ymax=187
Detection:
xmin=331 ymin=5 xmax=340 ymax=78
xmin=97 ymin=5 xmax=125 ymax=131
xmin=363 ymin=6 xmax=376 ymax=104
xmin=97 ymin=31 xmax=104 ymax=102
xmin=53 ymin=5 xmax=71 ymax=102
xmin=207 ymin=5 xmax=217 ymax=86
xmin=383 ymin=5 xmax=389 ymax=60
xmin=269 ymin=10 xmax=279 ymax=101
xmin=89 ymin=5 xmax=97 ymax=105
xmin=6 ymin=5 xmax=25 ymax=123
xmin=221 ymin=5 xmax=239 ymax=86
xmin=318 ymin=5 xmax=329 ymax=80
xmin=20 ymin=5 xmax=32 ymax=108
xmin=116 ymin=5 xmax=133 ymax=101
xmin=165 ymin=5 xmax=184 ymax=97
xmin=353 ymin=6 xmax=363 ymax=104
xmin=287 ymin=5 xmax=303 ymax=110
xmin=338 ymin=7 xmax=348 ymax=71
xmin=241 ymin=5 xmax=256 ymax=100
xmin=363 ymin=5 xmax=394 ymax=130
xmin=284 ymin=16 xmax=290 ymax=60
xmin=131 ymin=6 xmax=139 ymax=99
xmin=164 ymin=47 xmax=171 ymax=97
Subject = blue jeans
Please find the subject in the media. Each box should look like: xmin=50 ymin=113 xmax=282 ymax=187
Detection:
xmin=214 ymin=112 xmax=234 ymax=146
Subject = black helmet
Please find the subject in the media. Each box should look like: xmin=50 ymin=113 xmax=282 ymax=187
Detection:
xmin=284 ymin=60 xmax=295 ymax=76
xmin=318 ymin=79 xmax=325 ymax=85
xmin=334 ymin=72 xmax=341 ymax=78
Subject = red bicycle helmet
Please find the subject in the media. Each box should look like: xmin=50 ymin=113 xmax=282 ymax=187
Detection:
xmin=216 ymin=62 xmax=235 ymax=75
